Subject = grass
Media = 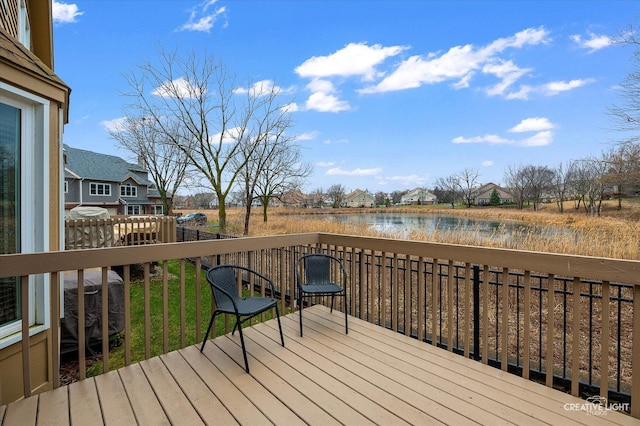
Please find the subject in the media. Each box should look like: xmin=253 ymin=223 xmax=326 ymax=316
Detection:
xmin=77 ymin=201 xmax=639 ymax=377
xmin=85 ymin=259 xmax=281 ymax=377
xmin=178 ymin=199 xmax=640 ymax=260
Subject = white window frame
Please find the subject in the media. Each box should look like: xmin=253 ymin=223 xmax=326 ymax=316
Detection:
xmin=0 ymin=83 xmax=51 ymax=347
xmin=120 ymin=183 xmax=137 ymax=197
xmin=90 ymin=182 xmax=111 ymax=196
xmin=17 ymin=0 xmax=31 ymax=50
xmin=126 ymin=205 xmax=141 ymax=215
xmin=152 ymin=205 xmax=163 ymax=215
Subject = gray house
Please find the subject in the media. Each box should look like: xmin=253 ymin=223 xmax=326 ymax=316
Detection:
xmin=64 ymin=145 xmax=167 ymax=216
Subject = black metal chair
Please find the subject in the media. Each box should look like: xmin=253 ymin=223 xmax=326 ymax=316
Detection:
xmin=295 ymin=253 xmax=348 ymax=337
xmin=200 ymin=265 xmax=284 ymax=373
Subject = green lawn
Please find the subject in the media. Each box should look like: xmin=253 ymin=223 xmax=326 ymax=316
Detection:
xmin=87 ymin=260 xmax=283 ymax=376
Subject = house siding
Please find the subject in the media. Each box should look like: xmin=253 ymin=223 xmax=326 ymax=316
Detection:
xmin=0 ymin=0 xmax=69 ymax=404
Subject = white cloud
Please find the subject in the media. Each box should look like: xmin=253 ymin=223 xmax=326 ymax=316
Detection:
xmin=100 ymin=117 xmax=127 ymax=133
xmin=519 ymin=130 xmax=553 ymax=146
xmin=359 ymin=26 xmax=550 ymax=95
xmin=234 ymin=79 xmax=294 ymax=97
xmin=210 ymin=126 xmax=244 ymax=144
xmin=178 ymin=0 xmax=227 ymax=33
xmin=509 ymin=117 xmax=555 ymax=133
xmin=377 ymin=174 xmax=428 ymax=187
xmin=541 ymin=78 xmax=595 ymax=96
xmin=305 ymin=92 xmax=350 ymax=113
xmin=481 ymin=160 xmax=494 ymax=167
xmin=152 ymin=77 xmax=202 ymax=98
xmin=295 ymin=42 xmax=408 ymax=81
xmin=296 ymin=131 xmax=320 ymax=141
xmin=316 ymin=161 xmax=335 ymax=167
xmin=571 ymin=32 xmax=612 ymax=53
xmin=52 ymin=1 xmax=83 ymax=24
xmin=452 ymin=134 xmax=509 ymax=144
xmin=326 ymin=167 xmax=382 ymax=176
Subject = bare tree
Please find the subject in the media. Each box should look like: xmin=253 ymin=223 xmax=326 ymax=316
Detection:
xmin=108 ymin=115 xmax=189 ymax=215
xmin=521 ymin=165 xmax=554 ymax=211
xmin=327 ymin=184 xmax=347 ymax=208
xmin=374 ymin=191 xmax=388 ymax=206
xmin=607 ymin=25 xmax=640 ymax=145
xmin=457 ymin=168 xmax=480 ymax=208
xmin=309 ymin=188 xmax=326 ymax=208
xmin=504 ymin=164 xmax=529 ymax=210
xmin=434 ymin=175 xmax=460 ymax=208
xmin=234 ymin=123 xmax=312 ymax=233
xmin=550 ymin=161 xmax=576 ymax=213
xmin=120 ymin=49 xmax=290 ymax=231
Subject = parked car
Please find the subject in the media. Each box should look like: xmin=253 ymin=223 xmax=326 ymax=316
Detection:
xmin=176 ymin=212 xmax=208 ymax=225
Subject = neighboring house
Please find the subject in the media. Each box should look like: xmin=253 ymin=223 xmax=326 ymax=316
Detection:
xmin=344 ymin=189 xmax=375 ymax=208
xmin=400 ymin=188 xmax=437 ymax=205
xmin=472 ymin=182 xmax=513 ymax=205
xmin=64 ymin=145 xmax=170 ymax=216
xmin=1 ymin=0 xmax=71 ymax=403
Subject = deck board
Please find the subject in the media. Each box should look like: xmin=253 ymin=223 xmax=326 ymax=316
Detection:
xmin=1 ymin=305 xmax=637 ymax=425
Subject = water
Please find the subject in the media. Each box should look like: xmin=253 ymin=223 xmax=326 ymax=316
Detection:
xmin=313 ymin=213 xmax=564 ymax=242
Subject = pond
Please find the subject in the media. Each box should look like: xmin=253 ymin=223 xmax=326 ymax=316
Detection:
xmin=308 ymin=213 xmax=571 ymax=242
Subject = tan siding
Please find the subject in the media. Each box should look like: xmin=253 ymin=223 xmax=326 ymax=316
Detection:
xmin=0 ymin=332 xmax=51 ymax=404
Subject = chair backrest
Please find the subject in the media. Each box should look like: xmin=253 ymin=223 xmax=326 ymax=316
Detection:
xmin=297 ymin=253 xmax=345 ymax=287
xmin=207 ymin=265 xmax=241 ymax=311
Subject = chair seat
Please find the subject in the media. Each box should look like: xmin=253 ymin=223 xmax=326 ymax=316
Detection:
xmin=300 ymin=283 xmax=342 ymax=294
xmin=233 ymin=297 xmax=277 ymax=316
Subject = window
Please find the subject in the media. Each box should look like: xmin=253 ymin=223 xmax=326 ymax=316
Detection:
xmin=126 ymin=205 xmax=141 ymax=215
xmin=120 ymin=184 xmax=137 ymax=197
xmin=90 ymin=182 xmax=111 ymax=196
xmin=64 ymin=180 xmax=68 ymax=193
xmin=152 ymin=205 xmax=163 ymax=215
xmin=17 ymin=0 xmax=30 ymax=49
xmin=0 ymin=103 xmax=21 ymax=328
xmin=0 ymin=85 xmax=51 ymax=345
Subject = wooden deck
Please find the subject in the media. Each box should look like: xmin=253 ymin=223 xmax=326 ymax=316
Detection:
xmin=1 ymin=305 xmax=637 ymax=425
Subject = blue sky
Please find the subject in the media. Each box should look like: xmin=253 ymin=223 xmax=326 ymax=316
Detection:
xmin=53 ymin=1 xmax=638 ymax=195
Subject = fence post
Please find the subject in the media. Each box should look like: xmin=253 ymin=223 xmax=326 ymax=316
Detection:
xmin=473 ymin=264 xmax=481 ymax=361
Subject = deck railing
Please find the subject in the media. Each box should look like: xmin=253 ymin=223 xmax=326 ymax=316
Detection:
xmin=1 ymin=232 xmax=640 ymax=417
xmin=64 ymin=215 xmax=177 ymax=249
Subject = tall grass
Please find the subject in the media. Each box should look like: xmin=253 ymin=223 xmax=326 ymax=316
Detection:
xmin=179 ymin=199 xmax=640 ymax=259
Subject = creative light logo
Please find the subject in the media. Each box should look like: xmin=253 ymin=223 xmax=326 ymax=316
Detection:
xmin=564 ymin=396 xmax=629 ymax=416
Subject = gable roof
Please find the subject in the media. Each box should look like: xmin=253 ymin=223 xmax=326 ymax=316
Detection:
xmin=64 ymin=144 xmax=152 ymax=186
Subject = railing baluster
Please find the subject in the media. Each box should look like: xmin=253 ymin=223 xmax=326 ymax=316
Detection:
xmin=180 ymin=259 xmax=186 ymax=348
xmin=162 ymin=261 xmax=169 ymax=353
xmin=571 ymin=277 xmax=581 ymax=396
xmin=600 ymin=280 xmax=610 ymax=400
xmin=546 ymin=274 xmax=555 ymax=388
xmin=523 ymin=271 xmax=531 ymax=379
xmin=631 ymin=285 xmax=640 ymax=417
xmin=482 ymin=265 xmax=490 ymax=364
xmin=432 ymin=258 xmax=439 ymax=347
xmin=392 ymin=254 xmax=399 ymax=332
xmin=20 ymin=275 xmax=30 ymax=398
xmin=50 ymin=271 xmax=60 ymax=389
xmin=144 ymin=263 xmax=151 ymax=359
xmin=501 ymin=267 xmax=509 ymax=371
xmin=101 ymin=267 xmax=109 ymax=373
xmin=78 ymin=269 xmax=86 ymax=380
xmin=124 ymin=265 xmax=131 ymax=366
xmin=447 ymin=260 xmax=454 ymax=352
xmin=404 ymin=254 xmax=411 ymax=336
xmin=417 ymin=257 xmax=425 ymax=342
xmin=464 ymin=263 xmax=471 ymax=357
xmin=381 ymin=251 xmax=387 ymax=330
xmin=195 ymin=258 xmax=202 ymax=343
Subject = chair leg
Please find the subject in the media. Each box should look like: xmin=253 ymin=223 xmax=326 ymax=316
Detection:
xmin=344 ymin=294 xmax=349 ymax=335
xmin=330 ymin=294 xmax=335 ymax=312
xmin=236 ymin=316 xmax=250 ymax=373
xmin=200 ymin=312 xmax=217 ymax=352
xmin=275 ymin=303 xmax=285 ymax=347
xmin=299 ymin=293 xmax=304 ymax=337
